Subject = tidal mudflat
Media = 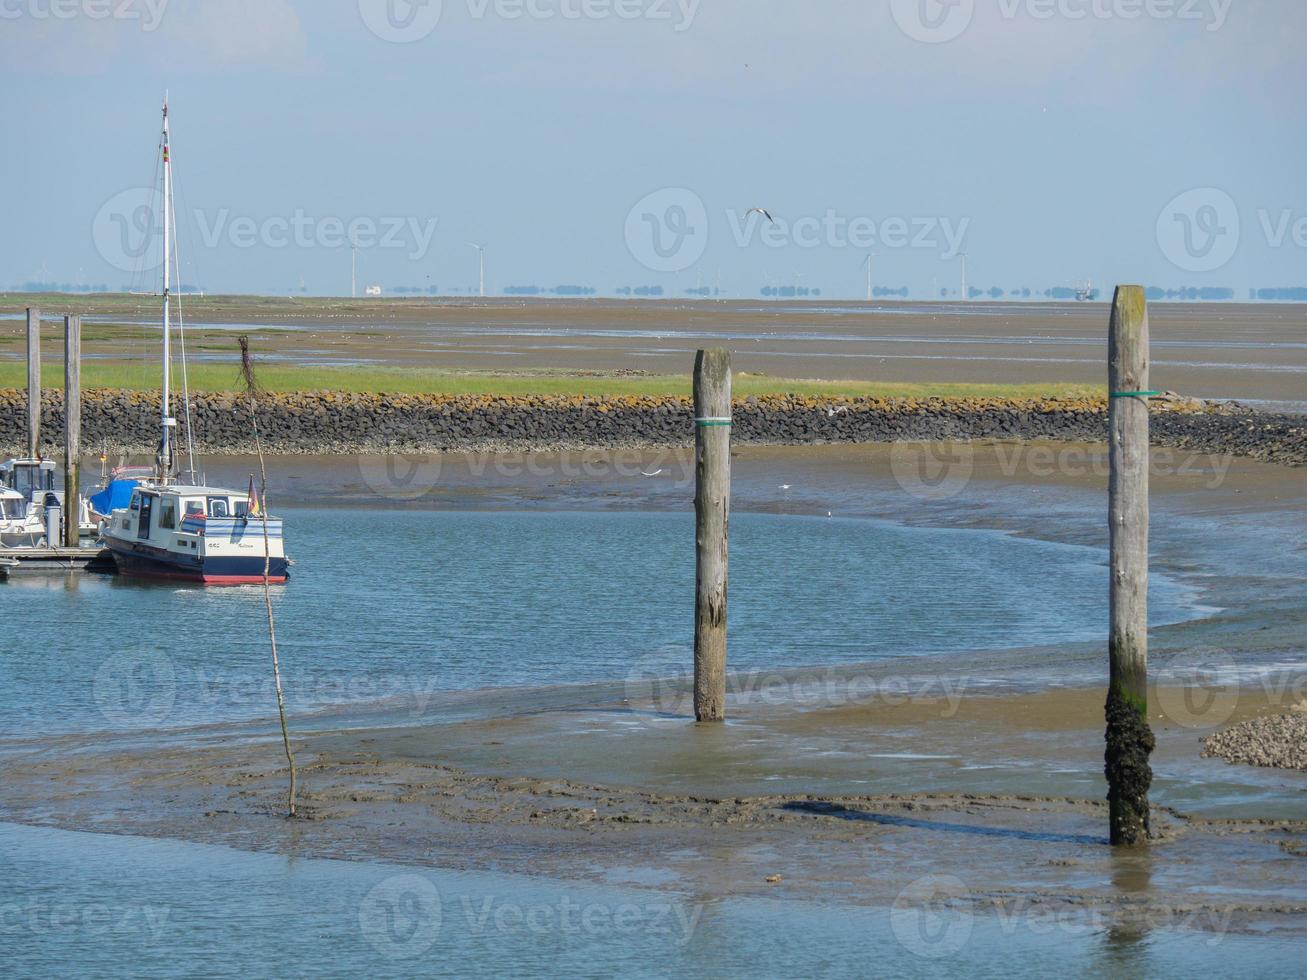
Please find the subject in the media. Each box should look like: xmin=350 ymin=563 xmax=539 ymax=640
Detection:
xmin=3 ymin=444 xmax=1305 ymax=969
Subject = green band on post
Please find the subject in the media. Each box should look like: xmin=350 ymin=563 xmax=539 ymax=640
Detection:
xmin=696 ymin=418 xmax=732 ymax=427
xmin=1110 ymin=391 xmax=1162 ymax=399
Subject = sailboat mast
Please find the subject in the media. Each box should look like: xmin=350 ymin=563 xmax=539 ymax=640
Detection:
xmin=160 ymin=97 xmax=173 ymax=482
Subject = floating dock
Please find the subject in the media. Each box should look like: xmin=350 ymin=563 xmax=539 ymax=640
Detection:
xmin=0 ymin=548 xmax=116 ymax=575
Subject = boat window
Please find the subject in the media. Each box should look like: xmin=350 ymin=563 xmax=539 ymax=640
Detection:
xmin=130 ymin=492 xmax=141 ymax=512
xmin=184 ymin=500 xmax=204 ymax=517
xmin=159 ymin=498 xmax=178 ymax=530
xmin=208 ymin=497 xmax=229 ymax=518
xmin=234 ymin=499 xmax=250 ymax=518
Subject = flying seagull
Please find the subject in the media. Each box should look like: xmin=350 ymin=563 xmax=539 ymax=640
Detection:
xmin=746 ymin=208 xmax=775 ymax=224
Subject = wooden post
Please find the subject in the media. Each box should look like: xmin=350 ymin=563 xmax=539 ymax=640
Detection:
xmin=63 ymin=315 xmax=81 ymax=548
xmin=1105 ymin=285 xmax=1155 ymax=846
xmin=693 ymin=348 xmax=731 ymax=723
xmin=26 ymin=307 xmax=40 ymax=459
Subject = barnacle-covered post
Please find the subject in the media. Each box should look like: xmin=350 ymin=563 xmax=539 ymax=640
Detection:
xmin=1105 ymin=286 xmax=1155 ymax=846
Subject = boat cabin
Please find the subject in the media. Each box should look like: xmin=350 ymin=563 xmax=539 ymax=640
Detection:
xmin=0 ymin=459 xmax=57 ymax=505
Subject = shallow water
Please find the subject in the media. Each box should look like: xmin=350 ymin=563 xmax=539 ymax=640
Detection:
xmin=0 ymin=508 xmax=1204 ymax=736
xmin=4 ymin=822 xmax=1302 ymax=979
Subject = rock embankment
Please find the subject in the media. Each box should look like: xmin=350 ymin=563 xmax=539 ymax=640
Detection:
xmin=1 ymin=389 xmax=1303 ymax=465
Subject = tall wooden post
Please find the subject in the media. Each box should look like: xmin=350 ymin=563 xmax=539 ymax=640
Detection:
xmin=26 ymin=307 xmax=40 ymax=459
xmin=1105 ymin=285 xmax=1155 ymax=846
xmin=63 ymin=315 xmax=81 ymax=548
xmin=693 ymin=349 xmax=731 ymax=723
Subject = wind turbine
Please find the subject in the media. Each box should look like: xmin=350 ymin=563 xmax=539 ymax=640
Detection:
xmin=351 ymin=241 xmax=358 ymax=299
xmin=863 ymin=252 xmax=876 ymax=302
xmin=467 ymin=242 xmax=486 ymax=298
xmin=959 ymin=252 xmax=968 ymax=302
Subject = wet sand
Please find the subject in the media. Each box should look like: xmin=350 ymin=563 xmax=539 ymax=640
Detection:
xmin=4 ymin=298 xmax=1305 ymax=407
xmin=3 ymin=443 xmax=1306 ymax=935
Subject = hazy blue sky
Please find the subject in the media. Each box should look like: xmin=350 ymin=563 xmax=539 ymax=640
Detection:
xmin=2 ymin=0 xmax=1303 ymax=298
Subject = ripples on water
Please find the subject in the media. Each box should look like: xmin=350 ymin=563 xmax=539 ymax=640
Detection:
xmin=0 ymin=509 xmax=1203 ymax=736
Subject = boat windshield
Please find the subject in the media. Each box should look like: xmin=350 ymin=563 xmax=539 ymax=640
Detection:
xmin=1 ymin=498 xmax=24 ymax=520
xmin=5 ymin=466 xmax=53 ymax=497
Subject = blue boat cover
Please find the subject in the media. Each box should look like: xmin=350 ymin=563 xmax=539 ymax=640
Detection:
xmin=88 ymin=479 xmax=139 ymax=516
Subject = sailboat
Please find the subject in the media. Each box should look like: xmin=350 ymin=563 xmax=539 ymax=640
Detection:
xmin=100 ymin=99 xmax=291 ymax=585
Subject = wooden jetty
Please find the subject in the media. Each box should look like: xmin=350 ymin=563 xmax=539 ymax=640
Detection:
xmin=0 ymin=547 xmax=116 ymax=575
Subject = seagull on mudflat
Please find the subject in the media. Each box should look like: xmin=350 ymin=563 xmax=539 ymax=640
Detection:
xmin=746 ymin=208 xmax=775 ymax=224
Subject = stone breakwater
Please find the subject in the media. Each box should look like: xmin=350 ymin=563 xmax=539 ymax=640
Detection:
xmin=1 ymin=389 xmax=1304 ymax=465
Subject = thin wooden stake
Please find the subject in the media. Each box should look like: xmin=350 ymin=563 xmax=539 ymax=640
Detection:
xmin=26 ymin=307 xmax=40 ymax=459
xmin=241 ymin=336 xmax=297 ymax=819
xmin=1105 ymin=285 xmax=1155 ymax=847
xmin=63 ymin=315 xmax=81 ymax=548
xmin=693 ymin=348 xmax=731 ymax=723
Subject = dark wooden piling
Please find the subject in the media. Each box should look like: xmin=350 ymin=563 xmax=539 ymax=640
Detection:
xmin=26 ymin=307 xmax=40 ymax=458
xmin=1105 ymin=285 xmax=1156 ymax=846
xmin=63 ymin=315 xmax=81 ymax=548
xmin=693 ymin=348 xmax=731 ymax=723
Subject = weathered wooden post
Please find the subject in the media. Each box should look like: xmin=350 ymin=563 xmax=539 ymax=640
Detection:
xmin=26 ymin=307 xmax=40 ymax=459
xmin=63 ymin=315 xmax=81 ymax=548
xmin=1105 ymin=285 xmax=1156 ymax=846
xmin=693 ymin=348 xmax=731 ymax=723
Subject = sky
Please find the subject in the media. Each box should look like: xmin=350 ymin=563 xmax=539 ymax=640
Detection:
xmin=1 ymin=0 xmax=1304 ymax=299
